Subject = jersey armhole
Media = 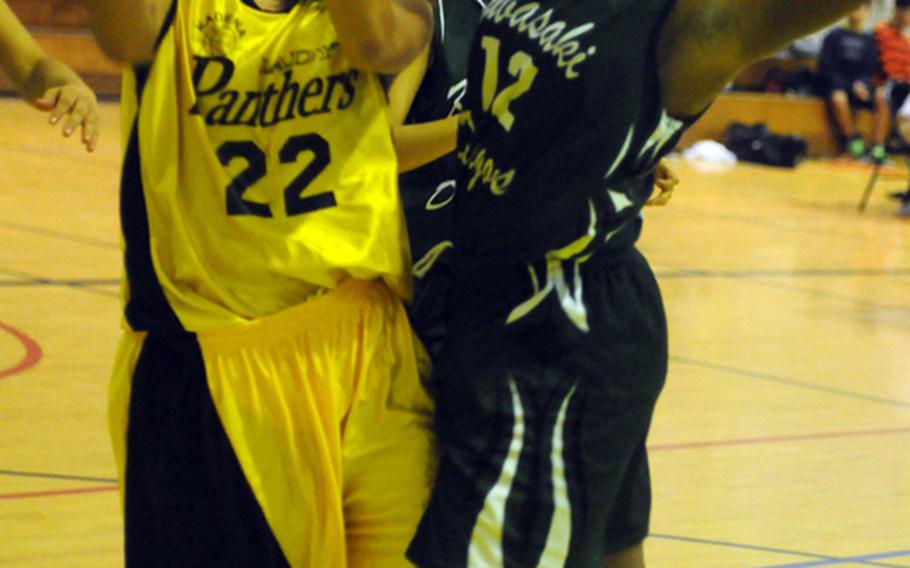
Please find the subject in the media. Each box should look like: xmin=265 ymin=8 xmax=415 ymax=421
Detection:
xmin=131 ymin=0 xmax=177 ymax=100
xmin=153 ymin=0 xmax=178 ymax=53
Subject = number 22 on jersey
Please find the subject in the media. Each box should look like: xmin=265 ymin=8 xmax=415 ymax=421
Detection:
xmin=218 ymin=134 xmax=336 ymax=218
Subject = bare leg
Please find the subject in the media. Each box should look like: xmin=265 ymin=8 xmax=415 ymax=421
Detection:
xmin=603 ymin=543 xmax=645 ymax=568
xmin=829 ymin=90 xmax=855 ymax=139
xmin=872 ymin=86 xmax=890 ymax=146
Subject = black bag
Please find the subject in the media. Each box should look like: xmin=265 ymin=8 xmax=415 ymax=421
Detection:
xmin=725 ymin=122 xmax=808 ymax=168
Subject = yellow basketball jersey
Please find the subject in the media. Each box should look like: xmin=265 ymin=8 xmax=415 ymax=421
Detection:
xmin=120 ymin=0 xmax=410 ymax=332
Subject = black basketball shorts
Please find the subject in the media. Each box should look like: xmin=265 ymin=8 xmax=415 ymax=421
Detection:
xmin=408 ymin=247 xmax=668 ymax=567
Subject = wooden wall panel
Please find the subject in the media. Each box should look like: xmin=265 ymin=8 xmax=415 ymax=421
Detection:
xmin=6 ymin=0 xmax=89 ymax=28
xmin=679 ymin=92 xmax=875 ymax=158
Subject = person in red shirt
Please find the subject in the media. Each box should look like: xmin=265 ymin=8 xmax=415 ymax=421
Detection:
xmin=875 ymin=0 xmax=910 ymax=85
xmin=874 ymin=0 xmax=910 ymax=211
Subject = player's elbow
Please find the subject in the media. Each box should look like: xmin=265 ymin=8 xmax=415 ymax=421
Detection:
xmin=340 ymin=5 xmax=432 ymax=74
xmin=345 ymin=35 xmax=430 ymax=74
xmin=89 ymin=18 xmax=158 ymax=64
xmin=95 ymin=36 xmax=155 ymax=65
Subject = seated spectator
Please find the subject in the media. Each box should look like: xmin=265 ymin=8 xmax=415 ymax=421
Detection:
xmin=875 ymin=0 xmax=910 ymax=210
xmin=820 ymin=3 xmax=889 ymax=163
xmin=875 ymin=0 xmax=910 ymax=137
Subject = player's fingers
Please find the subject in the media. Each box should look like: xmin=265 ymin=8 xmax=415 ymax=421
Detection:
xmin=64 ymin=99 xmax=90 ymax=138
xmin=658 ymin=163 xmax=680 ymax=185
xmin=646 ymin=187 xmax=673 ymax=207
xmin=82 ymin=110 xmax=100 ymax=152
xmin=34 ymin=87 xmax=60 ymax=111
xmin=655 ymin=178 xmax=676 ymax=192
xmin=50 ymin=89 xmax=78 ymax=125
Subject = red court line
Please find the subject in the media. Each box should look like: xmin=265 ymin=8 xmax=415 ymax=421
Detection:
xmin=0 ymin=485 xmax=118 ymax=501
xmin=0 ymin=320 xmax=42 ymax=380
xmin=649 ymin=426 xmax=910 ymax=452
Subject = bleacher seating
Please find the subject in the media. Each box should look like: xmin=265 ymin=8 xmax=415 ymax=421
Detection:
xmin=679 ymin=58 xmax=875 ymax=158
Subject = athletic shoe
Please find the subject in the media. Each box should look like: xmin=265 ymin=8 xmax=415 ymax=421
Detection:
xmin=869 ymin=144 xmax=887 ymax=165
xmin=847 ymin=135 xmax=866 ymax=160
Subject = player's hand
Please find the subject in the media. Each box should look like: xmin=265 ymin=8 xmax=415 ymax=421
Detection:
xmin=853 ymin=81 xmax=870 ymax=102
xmin=33 ymin=84 xmax=99 ymax=152
xmin=646 ymin=158 xmax=679 ymax=207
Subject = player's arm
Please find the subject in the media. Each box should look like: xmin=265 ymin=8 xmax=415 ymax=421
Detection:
xmin=659 ymin=0 xmax=867 ymax=117
xmin=325 ymin=0 xmax=433 ymax=75
xmin=391 ymin=115 xmax=461 ymax=172
xmin=387 ymin=44 xmax=459 ymax=172
xmin=84 ymin=0 xmax=172 ymax=64
xmin=0 ymin=0 xmax=98 ymax=150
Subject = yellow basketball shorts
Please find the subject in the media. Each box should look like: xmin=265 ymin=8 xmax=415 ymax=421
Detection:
xmin=108 ymin=278 xmax=434 ymax=567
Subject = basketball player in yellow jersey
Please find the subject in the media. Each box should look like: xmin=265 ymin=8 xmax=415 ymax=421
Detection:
xmin=0 ymin=0 xmax=98 ymax=151
xmin=86 ymin=0 xmax=432 ymax=566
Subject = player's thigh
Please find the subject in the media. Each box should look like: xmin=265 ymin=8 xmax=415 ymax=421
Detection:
xmin=122 ymin=331 xmax=296 ymax=567
xmin=202 ymin=339 xmax=348 ymax=567
xmin=342 ymin=295 xmax=435 ymax=567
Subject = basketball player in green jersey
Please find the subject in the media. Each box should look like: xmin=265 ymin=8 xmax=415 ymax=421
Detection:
xmin=405 ymin=1 xmax=872 ymax=567
xmin=0 ymin=0 xmax=98 ymax=151
xmin=86 ymin=0 xmax=433 ymax=566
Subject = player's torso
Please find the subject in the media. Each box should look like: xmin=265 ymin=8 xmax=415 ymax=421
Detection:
xmin=122 ymin=0 xmax=409 ymax=331
xmin=454 ymin=0 xmax=685 ymax=262
xmin=830 ymin=29 xmax=872 ymax=69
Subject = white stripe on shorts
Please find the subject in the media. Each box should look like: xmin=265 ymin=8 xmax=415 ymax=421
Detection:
xmin=468 ymin=377 xmax=525 ymax=567
xmin=538 ymin=385 xmax=577 ymax=566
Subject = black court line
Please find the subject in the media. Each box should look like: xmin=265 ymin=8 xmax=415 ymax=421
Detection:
xmin=730 ymin=278 xmax=910 ymax=315
xmin=650 ymin=534 xmax=906 ymax=568
xmin=672 ymin=356 xmax=910 ymax=411
xmin=0 ymin=268 xmax=120 ymax=298
xmin=652 ymin=263 xmax=910 ymax=313
xmin=0 ymin=219 xmax=119 ymax=250
xmin=657 ymin=268 xmax=910 ymax=279
xmin=669 ymin=204 xmax=909 ymax=244
xmin=764 ymin=549 xmax=910 ymax=567
xmin=0 ymin=278 xmax=120 ymax=287
xmin=0 ymin=468 xmax=117 ymax=485
xmin=69 ymin=286 xmax=120 ymax=299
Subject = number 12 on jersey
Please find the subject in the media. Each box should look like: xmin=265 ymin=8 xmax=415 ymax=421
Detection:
xmin=480 ymin=36 xmax=539 ymax=132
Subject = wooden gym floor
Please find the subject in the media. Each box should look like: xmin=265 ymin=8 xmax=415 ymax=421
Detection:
xmin=0 ymin=96 xmax=908 ymax=567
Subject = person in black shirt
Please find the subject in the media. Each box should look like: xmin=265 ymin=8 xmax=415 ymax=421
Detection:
xmin=405 ymin=1 xmax=872 ymax=567
xmin=819 ymin=3 xmax=889 ymax=162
